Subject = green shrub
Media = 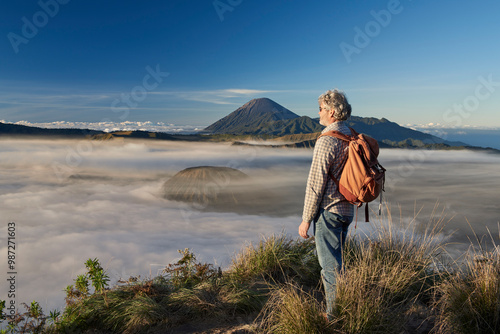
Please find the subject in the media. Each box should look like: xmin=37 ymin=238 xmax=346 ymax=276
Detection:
xmin=56 ymin=253 xmax=263 ymax=333
xmin=57 ymin=279 xmax=172 ymax=332
xmin=162 ymin=248 xmax=220 ymax=289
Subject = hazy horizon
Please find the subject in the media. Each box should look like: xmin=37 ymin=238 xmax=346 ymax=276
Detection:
xmin=1 ymin=138 xmax=499 ymax=312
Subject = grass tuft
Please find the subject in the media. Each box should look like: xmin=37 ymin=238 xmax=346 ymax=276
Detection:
xmin=330 ymin=206 xmax=446 ymax=333
xmin=258 ymin=282 xmax=332 ymax=334
xmin=434 ymin=246 xmax=500 ymax=334
xmin=228 ymin=234 xmax=321 ymax=286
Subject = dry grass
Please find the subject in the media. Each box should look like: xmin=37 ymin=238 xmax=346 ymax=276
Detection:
xmin=434 ymin=243 xmax=500 ymax=333
xmin=256 ymin=204 xmax=450 ymax=333
xmin=258 ymin=282 xmax=332 ymax=334
xmin=332 ymin=205 xmax=447 ymax=333
xmin=228 ymin=234 xmax=321 ymax=286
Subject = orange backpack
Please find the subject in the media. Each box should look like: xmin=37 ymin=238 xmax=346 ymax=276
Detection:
xmin=319 ymin=127 xmax=386 ymax=222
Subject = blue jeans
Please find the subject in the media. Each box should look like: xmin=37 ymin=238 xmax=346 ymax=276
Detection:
xmin=314 ymin=209 xmax=352 ymax=318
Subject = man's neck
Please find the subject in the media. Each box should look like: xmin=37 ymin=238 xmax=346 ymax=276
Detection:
xmin=325 ymin=119 xmax=340 ymax=126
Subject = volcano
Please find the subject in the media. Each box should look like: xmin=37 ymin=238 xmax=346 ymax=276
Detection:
xmin=204 ymin=98 xmax=299 ymax=134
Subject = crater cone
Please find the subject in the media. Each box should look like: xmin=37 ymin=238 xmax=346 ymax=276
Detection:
xmin=162 ymin=166 xmax=300 ymax=216
xmin=162 ymin=166 xmax=251 ymax=207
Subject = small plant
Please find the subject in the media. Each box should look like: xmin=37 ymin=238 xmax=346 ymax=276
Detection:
xmin=0 ymin=301 xmax=47 ymax=334
xmin=85 ymin=258 xmax=110 ymax=293
xmin=74 ymin=274 xmax=89 ymax=295
xmin=48 ymin=309 xmax=61 ymax=325
xmin=0 ymin=300 xmax=5 ymax=321
xmin=64 ymin=258 xmax=109 ymax=306
xmin=162 ymin=248 xmax=220 ymax=289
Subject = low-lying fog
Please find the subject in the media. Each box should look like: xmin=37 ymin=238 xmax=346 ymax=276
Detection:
xmin=1 ymin=137 xmax=499 ymax=312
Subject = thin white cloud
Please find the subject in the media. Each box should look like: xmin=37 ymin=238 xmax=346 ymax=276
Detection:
xmin=0 ymin=85 xmax=298 ymax=123
xmin=407 ymin=123 xmax=500 ymax=130
xmin=150 ymin=88 xmax=284 ymax=105
xmin=222 ymin=89 xmax=274 ymax=95
xmin=349 ymin=84 xmax=469 ymax=93
xmin=0 ymin=91 xmax=113 ymax=105
xmin=185 ymin=96 xmax=235 ymax=105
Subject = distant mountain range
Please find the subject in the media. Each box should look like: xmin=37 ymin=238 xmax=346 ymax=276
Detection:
xmin=0 ymin=122 xmax=203 ymax=141
xmin=203 ymin=98 xmax=467 ymax=148
xmin=0 ymin=122 xmax=102 ymax=137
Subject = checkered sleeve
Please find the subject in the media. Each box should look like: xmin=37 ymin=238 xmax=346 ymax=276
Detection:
xmin=301 ymin=136 xmax=335 ymax=223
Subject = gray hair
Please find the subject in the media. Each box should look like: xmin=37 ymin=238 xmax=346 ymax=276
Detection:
xmin=318 ymin=89 xmax=352 ymax=121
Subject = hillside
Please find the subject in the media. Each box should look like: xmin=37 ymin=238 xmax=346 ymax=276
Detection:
xmin=12 ymin=221 xmax=500 ymax=333
xmin=345 ymin=116 xmax=465 ymax=146
xmin=203 ymin=98 xmax=467 ymax=147
xmin=0 ymin=122 xmax=209 ymax=142
xmin=0 ymin=122 xmax=102 ymax=137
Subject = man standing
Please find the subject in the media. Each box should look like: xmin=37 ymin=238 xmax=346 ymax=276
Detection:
xmin=298 ymin=89 xmax=354 ymax=320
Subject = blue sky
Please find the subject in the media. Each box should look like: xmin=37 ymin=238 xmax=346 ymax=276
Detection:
xmin=1 ymin=0 xmax=499 ymax=128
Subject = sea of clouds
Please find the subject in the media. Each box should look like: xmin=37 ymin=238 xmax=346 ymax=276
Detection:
xmin=1 ymin=137 xmax=499 ymax=313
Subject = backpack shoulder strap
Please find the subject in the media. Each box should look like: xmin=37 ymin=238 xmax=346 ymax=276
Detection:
xmin=317 ymin=129 xmax=352 ymax=186
xmin=318 ymin=130 xmax=352 ymax=142
xmin=348 ymin=127 xmax=358 ymax=136
xmin=319 ymin=126 xmax=357 ymax=141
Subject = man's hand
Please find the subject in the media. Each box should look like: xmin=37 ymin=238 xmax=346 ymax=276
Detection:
xmin=299 ymin=220 xmax=311 ymax=239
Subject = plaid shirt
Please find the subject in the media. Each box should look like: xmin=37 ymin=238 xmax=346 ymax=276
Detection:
xmin=302 ymin=121 xmax=354 ymax=223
